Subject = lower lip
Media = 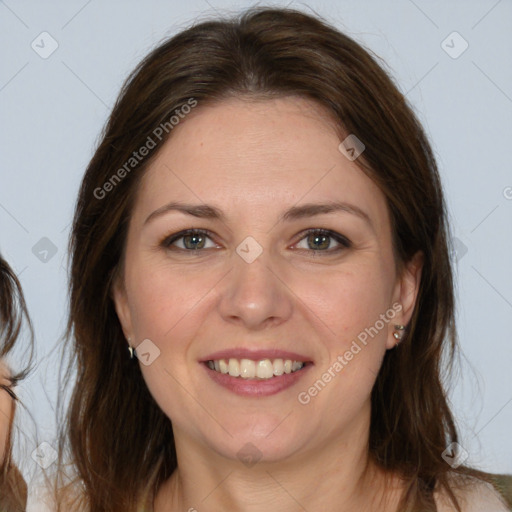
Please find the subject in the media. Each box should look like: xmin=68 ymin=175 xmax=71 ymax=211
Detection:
xmin=202 ymin=363 xmax=313 ymax=397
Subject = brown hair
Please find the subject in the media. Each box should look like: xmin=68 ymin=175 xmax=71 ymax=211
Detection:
xmin=0 ymin=255 xmax=34 ymax=511
xmin=60 ymin=7 xmax=491 ymax=511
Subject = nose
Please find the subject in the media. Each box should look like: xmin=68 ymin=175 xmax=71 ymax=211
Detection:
xmin=217 ymin=249 xmax=293 ymax=331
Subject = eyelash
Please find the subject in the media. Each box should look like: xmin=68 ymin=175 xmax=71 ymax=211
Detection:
xmin=160 ymin=228 xmax=351 ymax=256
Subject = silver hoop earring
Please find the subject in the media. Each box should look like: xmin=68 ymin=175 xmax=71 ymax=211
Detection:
xmin=127 ymin=338 xmax=135 ymax=359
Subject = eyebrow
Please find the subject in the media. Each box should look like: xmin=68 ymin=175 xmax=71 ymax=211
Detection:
xmin=144 ymin=200 xmax=374 ymax=230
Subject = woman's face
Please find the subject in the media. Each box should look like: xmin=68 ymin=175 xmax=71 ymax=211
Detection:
xmin=0 ymin=360 xmax=14 ymax=465
xmin=113 ymin=96 xmax=422 ymax=464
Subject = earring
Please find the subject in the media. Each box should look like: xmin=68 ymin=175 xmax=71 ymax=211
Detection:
xmin=127 ymin=338 xmax=135 ymax=359
xmin=393 ymin=325 xmax=406 ymax=343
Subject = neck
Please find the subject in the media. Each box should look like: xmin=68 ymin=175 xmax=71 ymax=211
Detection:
xmin=154 ymin=407 xmax=403 ymax=512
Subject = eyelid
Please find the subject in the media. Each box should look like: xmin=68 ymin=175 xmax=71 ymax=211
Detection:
xmin=0 ymin=383 xmax=18 ymax=401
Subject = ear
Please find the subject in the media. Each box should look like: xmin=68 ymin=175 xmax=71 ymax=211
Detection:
xmin=386 ymin=250 xmax=424 ymax=349
xmin=111 ymin=271 xmax=134 ymax=343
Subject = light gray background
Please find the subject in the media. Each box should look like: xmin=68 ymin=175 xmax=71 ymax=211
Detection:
xmin=1 ymin=0 xmax=511 ymax=484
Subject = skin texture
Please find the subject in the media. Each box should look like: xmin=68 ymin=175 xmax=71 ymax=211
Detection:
xmin=113 ymin=96 xmax=423 ymax=511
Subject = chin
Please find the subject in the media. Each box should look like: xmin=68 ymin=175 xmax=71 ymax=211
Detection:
xmin=200 ymin=416 xmax=310 ymax=465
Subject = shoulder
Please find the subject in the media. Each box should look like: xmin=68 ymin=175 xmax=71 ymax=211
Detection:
xmin=434 ymin=474 xmax=510 ymax=512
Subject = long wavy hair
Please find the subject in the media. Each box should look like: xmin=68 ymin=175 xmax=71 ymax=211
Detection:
xmin=0 ymin=254 xmax=34 ymax=511
xmin=58 ymin=7 xmax=492 ymax=511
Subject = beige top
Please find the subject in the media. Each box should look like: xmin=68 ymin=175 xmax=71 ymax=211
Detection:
xmin=435 ymin=477 xmax=510 ymax=512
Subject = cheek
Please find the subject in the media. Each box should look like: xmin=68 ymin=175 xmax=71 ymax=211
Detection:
xmin=124 ymin=248 xmax=395 ymax=429
xmin=124 ymin=262 xmax=221 ymax=429
xmin=125 ymin=252 xmax=394 ymax=361
xmin=0 ymin=394 xmax=12 ymax=462
xmin=293 ymin=263 xmax=393 ymax=416
xmin=297 ymin=262 xmax=392 ymax=349
xmin=125 ymin=258 xmax=220 ymax=341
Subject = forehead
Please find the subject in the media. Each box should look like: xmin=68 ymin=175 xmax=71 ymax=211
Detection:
xmin=133 ymin=96 xmax=389 ymax=232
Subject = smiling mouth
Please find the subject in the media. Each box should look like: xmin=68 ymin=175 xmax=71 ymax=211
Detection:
xmin=205 ymin=358 xmax=309 ymax=380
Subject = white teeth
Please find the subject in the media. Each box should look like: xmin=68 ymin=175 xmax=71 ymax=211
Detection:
xmin=207 ymin=358 xmax=305 ymax=379
xmin=228 ymin=358 xmax=240 ymax=377
xmin=240 ymin=359 xmax=255 ymax=379
xmin=291 ymin=361 xmax=302 ymax=372
xmin=219 ymin=359 xmax=229 ymax=374
xmin=256 ymin=359 xmax=274 ymax=379
xmin=273 ymin=359 xmax=284 ymax=375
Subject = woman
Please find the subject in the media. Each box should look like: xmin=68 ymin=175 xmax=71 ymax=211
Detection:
xmin=0 ymin=255 xmax=33 ymax=511
xmin=54 ymin=7 xmax=510 ymax=511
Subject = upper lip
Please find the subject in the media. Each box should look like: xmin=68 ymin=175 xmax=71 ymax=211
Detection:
xmin=200 ymin=348 xmax=313 ymax=363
